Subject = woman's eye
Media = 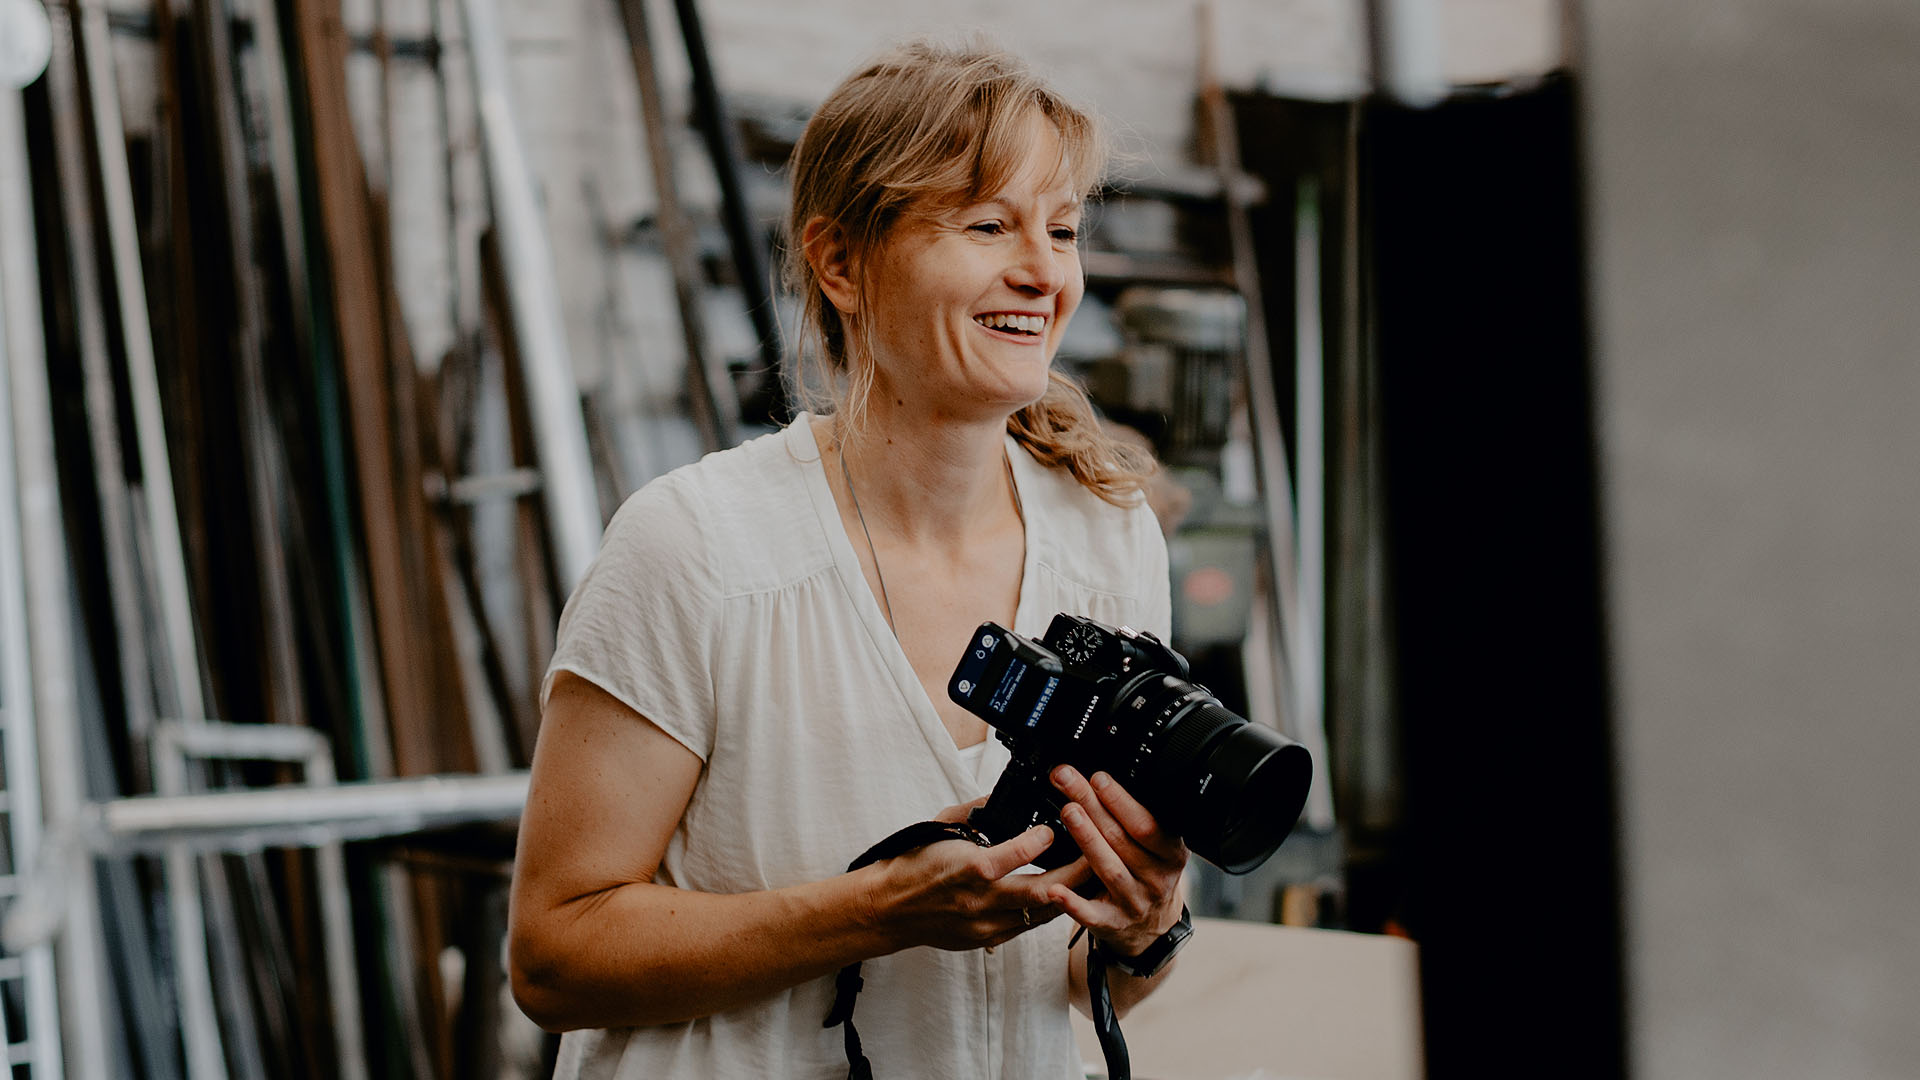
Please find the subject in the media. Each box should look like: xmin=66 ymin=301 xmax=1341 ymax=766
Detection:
xmin=967 ymin=222 xmax=1005 ymax=235
xmin=1051 ymin=227 xmax=1080 ymax=243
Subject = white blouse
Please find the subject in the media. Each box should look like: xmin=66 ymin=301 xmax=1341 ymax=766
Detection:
xmin=540 ymin=416 xmax=1171 ymax=1080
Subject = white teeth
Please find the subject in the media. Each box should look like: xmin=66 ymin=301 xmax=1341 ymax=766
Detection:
xmin=976 ymin=314 xmax=1044 ymax=334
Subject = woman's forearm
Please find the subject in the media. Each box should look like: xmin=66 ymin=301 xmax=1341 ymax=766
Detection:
xmin=510 ymin=864 xmax=893 ymax=1031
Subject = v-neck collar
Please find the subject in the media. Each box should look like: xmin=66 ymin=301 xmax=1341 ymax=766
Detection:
xmin=786 ymin=415 xmax=1040 ymax=791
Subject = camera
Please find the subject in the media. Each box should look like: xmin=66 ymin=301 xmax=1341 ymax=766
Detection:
xmin=948 ymin=614 xmax=1311 ymax=875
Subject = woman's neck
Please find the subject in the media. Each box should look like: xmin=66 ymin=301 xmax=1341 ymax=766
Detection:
xmin=818 ymin=402 xmax=1019 ymax=549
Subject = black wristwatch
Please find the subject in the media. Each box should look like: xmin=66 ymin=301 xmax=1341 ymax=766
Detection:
xmin=1091 ymin=904 xmax=1193 ymax=978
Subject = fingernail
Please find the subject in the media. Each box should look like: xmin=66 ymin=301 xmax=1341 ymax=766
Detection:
xmin=1051 ymin=765 xmax=1074 ymax=786
xmin=1091 ymin=772 xmax=1112 ymax=790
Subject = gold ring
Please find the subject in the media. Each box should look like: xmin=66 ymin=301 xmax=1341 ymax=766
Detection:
xmin=1021 ymin=907 xmax=1033 ymax=927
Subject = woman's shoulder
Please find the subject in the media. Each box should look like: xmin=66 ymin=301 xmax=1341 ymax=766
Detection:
xmin=598 ymin=424 xmax=829 ymax=587
xmin=1017 ymin=446 xmax=1163 ymax=590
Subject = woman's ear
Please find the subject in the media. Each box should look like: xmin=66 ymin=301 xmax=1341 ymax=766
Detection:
xmin=801 ymin=217 xmax=860 ymax=316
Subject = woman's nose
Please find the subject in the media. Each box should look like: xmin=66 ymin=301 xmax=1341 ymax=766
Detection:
xmin=1005 ymin=227 xmax=1069 ymax=296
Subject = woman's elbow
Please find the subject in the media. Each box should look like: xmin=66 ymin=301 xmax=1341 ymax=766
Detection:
xmin=507 ymin=927 xmax=589 ymax=1033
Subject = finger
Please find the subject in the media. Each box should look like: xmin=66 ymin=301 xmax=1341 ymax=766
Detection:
xmin=1051 ymin=766 xmax=1151 ymax=866
xmin=1032 ymin=854 xmax=1094 ymax=896
xmin=979 ymin=823 xmax=1055 ymax=878
xmin=1058 ymin=801 xmax=1152 ymax=916
xmin=1046 ymin=881 xmax=1124 ymax=937
xmin=1087 ymin=771 xmax=1187 ymax=862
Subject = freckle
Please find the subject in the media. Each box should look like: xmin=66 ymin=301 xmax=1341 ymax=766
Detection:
xmin=895 ymin=398 xmax=904 ymax=406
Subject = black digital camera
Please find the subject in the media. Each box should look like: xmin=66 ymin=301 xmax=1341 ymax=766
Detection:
xmin=948 ymin=614 xmax=1311 ymax=874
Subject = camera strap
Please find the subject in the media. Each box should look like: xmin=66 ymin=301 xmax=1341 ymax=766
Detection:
xmin=826 ymin=820 xmax=992 ymax=1080
xmin=824 ymin=820 xmax=1132 ymax=1080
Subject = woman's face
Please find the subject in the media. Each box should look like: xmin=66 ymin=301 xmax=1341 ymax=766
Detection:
xmin=857 ymin=115 xmax=1085 ymax=421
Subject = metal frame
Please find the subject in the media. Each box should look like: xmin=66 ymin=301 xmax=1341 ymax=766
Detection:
xmin=151 ymin=723 xmax=370 ymax=1080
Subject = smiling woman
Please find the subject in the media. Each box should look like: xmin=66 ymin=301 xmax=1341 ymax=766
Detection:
xmin=785 ymin=39 xmax=1153 ymax=502
xmin=509 ymin=38 xmax=1184 ymax=1080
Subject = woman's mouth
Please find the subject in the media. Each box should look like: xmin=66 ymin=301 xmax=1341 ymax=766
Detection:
xmin=973 ymin=313 xmax=1047 ymax=337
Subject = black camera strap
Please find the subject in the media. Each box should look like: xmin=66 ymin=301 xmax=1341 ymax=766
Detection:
xmin=1081 ymin=927 xmax=1130 ymax=1080
xmin=824 ymin=820 xmax=1132 ymax=1080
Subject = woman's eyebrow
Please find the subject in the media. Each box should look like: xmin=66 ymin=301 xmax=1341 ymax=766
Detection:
xmin=964 ymin=195 xmax=1084 ymax=217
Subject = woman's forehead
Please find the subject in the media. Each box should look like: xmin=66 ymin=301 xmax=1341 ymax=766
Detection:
xmin=945 ymin=115 xmax=1089 ymax=213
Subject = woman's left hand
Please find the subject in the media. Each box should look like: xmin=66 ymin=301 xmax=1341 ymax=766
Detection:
xmin=1045 ymin=765 xmax=1189 ymax=957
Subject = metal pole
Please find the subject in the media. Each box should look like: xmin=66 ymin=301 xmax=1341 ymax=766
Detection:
xmin=99 ymin=772 xmax=530 ymax=849
xmin=1198 ymin=1 xmax=1306 ymax=736
xmin=670 ymin=0 xmax=784 ymax=410
xmin=0 ymin=64 xmax=68 ymax=1080
xmin=610 ymin=0 xmax=738 ymax=453
xmin=1292 ymin=179 xmax=1335 ymax=831
xmin=74 ymin=0 xmax=207 ymax=731
xmin=458 ymin=0 xmax=605 ymax=588
xmin=0 ymin=68 xmax=109 ymax=1080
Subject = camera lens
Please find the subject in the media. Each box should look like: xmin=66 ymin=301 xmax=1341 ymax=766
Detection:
xmin=1189 ymin=717 xmax=1311 ymax=873
xmin=1120 ymin=680 xmax=1312 ymax=874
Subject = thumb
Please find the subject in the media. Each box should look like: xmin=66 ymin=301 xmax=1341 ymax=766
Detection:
xmin=981 ymin=824 xmax=1054 ymax=878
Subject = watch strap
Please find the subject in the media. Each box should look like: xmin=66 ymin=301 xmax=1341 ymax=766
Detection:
xmin=1092 ymin=903 xmax=1193 ymax=979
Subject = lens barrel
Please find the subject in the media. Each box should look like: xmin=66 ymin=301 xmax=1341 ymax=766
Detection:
xmin=1120 ymin=679 xmax=1311 ymax=874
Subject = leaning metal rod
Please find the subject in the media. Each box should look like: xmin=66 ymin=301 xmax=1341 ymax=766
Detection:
xmin=74 ymin=0 xmax=208 ymax=734
xmin=670 ymin=0 xmax=783 ymax=397
xmin=186 ymin=0 xmax=316 ymax=1070
xmin=46 ymin=0 xmax=157 ymax=790
xmin=1198 ymin=2 xmax=1307 ymax=734
xmin=49 ymin=25 xmax=229 ymax=1072
xmin=0 ymin=79 xmax=70 ymax=1080
xmin=1291 ymin=180 xmax=1336 ymax=831
xmin=459 ymin=0 xmax=604 ymax=588
xmin=610 ymin=0 xmax=739 ymax=453
xmin=0 ymin=70 xmax=106 ymax=1080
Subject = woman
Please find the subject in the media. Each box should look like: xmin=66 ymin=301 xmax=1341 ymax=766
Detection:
xmin=509 ymin=39 xmax=1188 ymax=1079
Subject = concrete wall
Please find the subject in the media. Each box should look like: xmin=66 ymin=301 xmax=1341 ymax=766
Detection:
xmin=1584 ymin=3 xmax=1920 ymax=1077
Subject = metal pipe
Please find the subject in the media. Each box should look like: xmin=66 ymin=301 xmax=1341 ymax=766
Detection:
xmin=1 ymin=63 xmax=106 ymax=1080
xmin=1198 ymin=2 xmax=1306 ymax=735
xmin=1293 ymin=180 xmax=1335 ymax=831
xmin=670 ymin=0 xmax=784 ymax=409
xmin=75 ymin=0 xmax=208 ymax=730
xmin=0 ymin=68 xmax=68 ymax=1080
xmin=610 ymin=0 xmax=738 ymax=453
xmin=458 ymin=0 xmax=605 ymax=588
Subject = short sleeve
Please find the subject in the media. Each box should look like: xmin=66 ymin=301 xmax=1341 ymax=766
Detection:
xmin=541 ymin=473 xmax=720 ymax=761
xmin=1133 ymin=498 xmax=1173 ymax=642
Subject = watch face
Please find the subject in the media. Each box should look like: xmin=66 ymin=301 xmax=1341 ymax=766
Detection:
xmin=1060 ymin=623 xmax=1101 ymax=666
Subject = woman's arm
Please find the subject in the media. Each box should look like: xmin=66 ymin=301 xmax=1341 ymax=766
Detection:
xmin=508 ymin=672 xmax=1082 ymax=1032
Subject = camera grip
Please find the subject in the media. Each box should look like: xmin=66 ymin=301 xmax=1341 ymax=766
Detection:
xmin=969 ymin=766 xmax=1081 ymax=870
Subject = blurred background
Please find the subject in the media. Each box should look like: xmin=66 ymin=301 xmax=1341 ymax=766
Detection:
xmin=0 ymin=0 xmax=1914 ymax=1077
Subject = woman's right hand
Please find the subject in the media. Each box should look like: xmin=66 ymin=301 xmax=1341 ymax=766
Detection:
xmin=864 ymin=814 xmax=1093 ymax=952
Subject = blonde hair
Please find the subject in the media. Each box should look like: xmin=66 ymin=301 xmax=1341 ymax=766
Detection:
xmin=783 ymin=37 xmax=1154 ymax=505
